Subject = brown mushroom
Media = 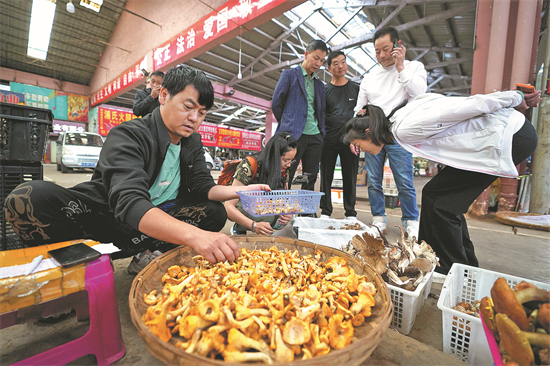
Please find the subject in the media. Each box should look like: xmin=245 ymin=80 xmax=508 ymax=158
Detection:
xmin=537 ymin=303 xmax=550 ymax=333
xmin=492 ymin=278 xmax=550 ymax=331
xmin=496 ymin=313 xmax=550 ymax=366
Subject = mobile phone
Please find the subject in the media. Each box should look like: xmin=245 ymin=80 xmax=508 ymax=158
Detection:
xmin=393 ymin=40 xmax=401 ymax=49
xmin=48 ymin=243 xmax=101 ymax=268
xmin=516 ymin=83 xmax=535 ymax=93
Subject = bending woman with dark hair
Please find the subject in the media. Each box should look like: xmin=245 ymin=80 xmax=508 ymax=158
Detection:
xmin=345 ymin=90 xmax=541 ymax=276
xmin=226 ymin=132 xmax=298 ymax=235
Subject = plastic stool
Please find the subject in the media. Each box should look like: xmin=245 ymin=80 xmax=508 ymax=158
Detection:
xmin=2 ymin=255 xmax=125 ymax=365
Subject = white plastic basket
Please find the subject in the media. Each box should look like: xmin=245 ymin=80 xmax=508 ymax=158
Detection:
xmin=437 ymin=263 xmax=550 ymax=366
xmin=386 ymin=268 xmax=434 ymax=335
xmin=291 ymin=217 xmax=377 ymax=250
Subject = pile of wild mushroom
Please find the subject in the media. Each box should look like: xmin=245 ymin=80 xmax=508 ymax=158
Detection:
xmin=481 ymin=278 xmax=550 ymax=365
xmin=327 ymin=223 xmax=363 ymax=231
xmin=345 ymin=227 xmax=439 ymax=291
xmin=141 ymin=247 xmax=378 ymax=363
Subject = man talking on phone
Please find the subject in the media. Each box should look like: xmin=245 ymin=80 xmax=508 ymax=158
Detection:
xmin=353 ymin=27 xmax=427 ymax=240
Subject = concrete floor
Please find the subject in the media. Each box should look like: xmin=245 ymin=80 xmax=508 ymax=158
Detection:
xmin=1 ymin=164 xmax=549 ymax=365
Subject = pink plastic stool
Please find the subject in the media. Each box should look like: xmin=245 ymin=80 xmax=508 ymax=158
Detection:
xmin=2 ymin=255 xmax=125 ymax=365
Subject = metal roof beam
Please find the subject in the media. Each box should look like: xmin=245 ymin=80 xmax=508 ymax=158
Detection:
xmin=322 ymin=0 xmax=474 ymax=8
xmin=227 ymin=6 xmax=320 ymax=87
xmin=407 ymin=46 xmax=473 ymax=53
xmin=429 ymin=84 xmax=471 ymax=93
xmin=333 ymin=2 xmax=476 ymax=51
xmin=325 ymin=7 xmax=364 ymax=43
xmin=373 ymin=1 xmax=407 ymax=31
xmin=424 ymin=56 xmax=474 ymax=69
xmin=429 ymin=73 xmax=472 ymax=81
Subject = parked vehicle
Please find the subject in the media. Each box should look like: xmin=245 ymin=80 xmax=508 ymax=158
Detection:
xmin=203 ymin=148 xmax=214 ymax=171
xmin=56 ymin=132 xmax=103 ymax=173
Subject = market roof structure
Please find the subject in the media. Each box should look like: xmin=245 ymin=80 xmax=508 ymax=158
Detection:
xmin=1 ymin=0 xmax=546 ymax=131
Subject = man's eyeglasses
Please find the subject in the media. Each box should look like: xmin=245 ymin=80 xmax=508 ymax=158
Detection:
xmin=282 ymin=158 xmax=296 ymax=165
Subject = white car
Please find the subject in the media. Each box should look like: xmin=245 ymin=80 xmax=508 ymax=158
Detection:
xmin=56 ymin=132 xmax=103 ymax=173
xmin=203 ymin=148 xmax=214 ymax=171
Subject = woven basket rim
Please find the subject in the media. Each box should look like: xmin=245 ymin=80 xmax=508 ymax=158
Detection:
xmin=129 ymin=235 xmax=393 ymax=366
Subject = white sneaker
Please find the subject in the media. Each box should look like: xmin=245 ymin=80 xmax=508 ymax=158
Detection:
xmin=345 ymin=216 xmax=358 ymax=221
xmin=371 ymin=216 xmax=387 ymax=233
xmin=320 ymin=214 xmax=330 ymax=219
xmin=432 ymin=272 xmax=447 ymax=284
xmin=406 ymin=221 xmax=419 ymax=241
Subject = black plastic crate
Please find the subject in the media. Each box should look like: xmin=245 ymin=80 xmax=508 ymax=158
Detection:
xmin=0 ymin=102 xmax=53 ymax=121
xmin=1 ymin=162 xmax=43 ymax=250
xmin=0 ymin=102 xmax=53 ymax=163
xmin=385 ymin=194 xmax=400 ymax=209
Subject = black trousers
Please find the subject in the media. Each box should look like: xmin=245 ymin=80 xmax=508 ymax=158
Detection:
xmin=288 ymin=133 xmax=324 ymax=191
xmin=418 ymin=119 xmax=538 ymax=274
xmin=4 ymin=181 xmax=227 ymax=259
xmin=319 ymin=144 xmax=359 ymax=217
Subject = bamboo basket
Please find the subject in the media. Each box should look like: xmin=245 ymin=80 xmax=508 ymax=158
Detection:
xmin=129 ymin=235 xmax=393 ymax=366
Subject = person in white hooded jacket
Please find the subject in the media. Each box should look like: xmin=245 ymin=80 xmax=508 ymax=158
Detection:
xmin=344 ymin=89 xmax=541 ymax=276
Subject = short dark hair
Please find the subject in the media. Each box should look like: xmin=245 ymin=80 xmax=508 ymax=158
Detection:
xmin=343 ymin=105 xmax=395 ymax=146
xmin=327 ymin=51 xmax=345 ymax=67
xmin=150 ymin=70 xmax=165 ymax=78
xmin=162 ymin=65 xmax=214 ymax=110
xmin=374 ymin=27 xmax=399 ymax=44
xmin=306 ymin=39 xmax=328 ymax=54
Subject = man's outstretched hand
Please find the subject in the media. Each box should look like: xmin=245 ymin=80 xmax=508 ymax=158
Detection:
xmin=189 ymin=231 xmax=240 ymax=264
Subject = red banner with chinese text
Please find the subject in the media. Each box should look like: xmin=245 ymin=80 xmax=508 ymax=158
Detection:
xmin=197 ymin=123 xmax=262 ymax=151
xmin=97 ymin=106 xmax=136 ymax=136
xmin=152 ymin=0 xmax=286 ymax=71
xmin=91 ymin=56 xmax=148 ymax=107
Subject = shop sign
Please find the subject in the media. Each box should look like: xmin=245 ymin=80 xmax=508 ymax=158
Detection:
xmin=91 ymin=56 xmax=148 ymax=107
xmin=97 ymin=106 xmax=136 ymax=136
xmin=197 ymin=122 xmax=262 ymax=151
xmin=0 ymin=90 xmax=25 ymax=105
xmin=67 ymin=93 xmax=89 ymax=122
xmin=153 ymin=0 xmax=286 ymax=70
xmin=52 ymin=120 xmax=86 ymax=134
xmin=9 ymin=82 xmax=70 ymax=120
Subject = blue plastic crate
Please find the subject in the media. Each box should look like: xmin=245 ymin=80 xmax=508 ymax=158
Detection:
xmin=237 ymin=190 xmax=324 ymax=217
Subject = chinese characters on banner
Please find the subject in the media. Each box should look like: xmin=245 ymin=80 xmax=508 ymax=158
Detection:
xmin=97 ymin=106 xmax=136 ymax=136
xmin=153 ymin=0 xmax=285 ymax=70
xmin=197 ymin=123 xmax=262 ymax=151
xmin=67 ymin=93 xmax=89 ymax=122
xmin=9 ymin=82 xmax=70 ymax=119
xmin=91 ymin=56 xmax=147 ymax=107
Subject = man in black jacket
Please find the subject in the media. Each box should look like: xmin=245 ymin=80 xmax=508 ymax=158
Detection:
xmin=133 ymin=70 xmax=164 ymax=117
xmin=4 ymin=65 xmax=268 ymax=265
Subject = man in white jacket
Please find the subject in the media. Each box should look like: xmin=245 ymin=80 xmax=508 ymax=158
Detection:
xmin=354 ymin=27 xmax=426 ymax=239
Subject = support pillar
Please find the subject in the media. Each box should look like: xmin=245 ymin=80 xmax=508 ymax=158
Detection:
xmin=265 ymin=111 xmax=275 ymax=143
xmin=498 ymin=0 xmax=540 ymax=212
xmin=471 ymin=0 xmax=510 ymax=216
xmin=530 ymin=11 xmax=550 ymax=214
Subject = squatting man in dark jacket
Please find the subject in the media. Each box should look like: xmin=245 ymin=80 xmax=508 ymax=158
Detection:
xmin=4 ymin=65 xmax=269 ymax=266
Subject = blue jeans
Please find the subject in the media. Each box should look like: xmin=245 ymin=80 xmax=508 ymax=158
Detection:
xmin=364 ymin=141 xmax=418 ymax=226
